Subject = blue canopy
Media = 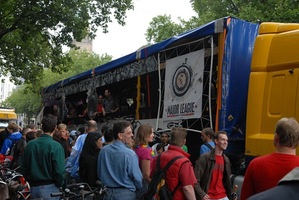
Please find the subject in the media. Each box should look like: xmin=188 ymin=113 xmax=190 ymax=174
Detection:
xmin=43 ymin=17 xmax=229 ymax=94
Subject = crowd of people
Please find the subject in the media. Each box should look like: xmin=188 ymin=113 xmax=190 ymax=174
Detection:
xmin=0 ymin=116 xmax=299 ymax=200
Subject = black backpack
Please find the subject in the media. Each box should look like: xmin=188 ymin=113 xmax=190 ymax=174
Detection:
xmin=7 ymin=137 xmax=17 ymax=157
xmin=140 ymin=154 xmax=183 ymax=200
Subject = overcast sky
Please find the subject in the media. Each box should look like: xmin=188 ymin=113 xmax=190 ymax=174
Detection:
xmin=92 ymin=0 xmax=197 ymax=59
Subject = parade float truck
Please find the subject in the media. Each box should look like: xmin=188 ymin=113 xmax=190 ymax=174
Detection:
xmin=41 ymin=17 xmax=299 ymax=192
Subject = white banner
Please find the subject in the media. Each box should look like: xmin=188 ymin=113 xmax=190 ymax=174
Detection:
xmin=162 ymin=50 xmax=204 ymax=120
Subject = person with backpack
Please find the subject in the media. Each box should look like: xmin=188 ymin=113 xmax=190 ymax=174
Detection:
xmin=0 ymin=122 xmax=22 ymax=156
xmin=0 ymin=121 xmax=15 ymax=150
xmin=9 ymin=127 xmax=31 ymax=170
xmin=200 ymin=128 xmax=215 ymax=156
xmin=149 ymin=127 xmax=197 ymax=200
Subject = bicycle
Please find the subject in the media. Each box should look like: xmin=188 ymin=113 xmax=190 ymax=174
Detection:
xmin=0 ymin=167 xmax=30 ymax=200
xmin=51 ymin=181 xmax=107 ymax=200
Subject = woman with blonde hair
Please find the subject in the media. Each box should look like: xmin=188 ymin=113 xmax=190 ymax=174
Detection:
xmin=134 ymin=123 xmax=155 ymax=199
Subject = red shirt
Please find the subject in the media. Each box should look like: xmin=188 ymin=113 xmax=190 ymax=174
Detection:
xmin=151 ymin=145 xmax=197 ymax=200
xmin=208 ymin=155 xmax=227 ymax=199
xmin=97 ymin=103 xmax=102 ymax=113
xmin=241 ymin=153 xmax=299 ymax=200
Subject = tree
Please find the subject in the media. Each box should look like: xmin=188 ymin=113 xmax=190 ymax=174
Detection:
xmin=1 ymin=50 xmax=112 ymax=118
xmin=0 ymin=0 xmax=133 ymax=85
xmin=191 ymin=0 xmax=299 ymax=24
xmin=145 ymin=15 xmax=200 ymax=43
xmin=146 ymin=15 xmax=183 ymax=43
xmin=1 ymin=85 xmax=41 ymax=120
xmin=41 ymin=50 xmax=112 ymax=90
xmin=146 ymin=0 xmax=298 ymax=43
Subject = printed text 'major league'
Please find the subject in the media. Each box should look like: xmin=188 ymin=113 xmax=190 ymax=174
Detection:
xmin=167 ymin=102 xmax=195 ymax=116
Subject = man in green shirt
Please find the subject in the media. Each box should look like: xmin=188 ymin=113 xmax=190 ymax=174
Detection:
xmin=20 ymin=114 xmax=65 ymax=199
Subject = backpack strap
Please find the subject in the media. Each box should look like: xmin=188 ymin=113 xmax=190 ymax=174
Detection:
xmin=157 ymin=154 xmax=183 ymax=172
xmin=8 ymin=137 xmax=15 ymax=142
xmin=204 ymin=142 xmax=214 ymax=150
xmin=157 ymin=154 xmax=184 ymax=196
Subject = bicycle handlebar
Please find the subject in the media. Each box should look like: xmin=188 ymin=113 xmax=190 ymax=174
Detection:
xmin=50 ymin=192 xmax=63 ymax=197
xmin=51 ymin=181 xmax=107 ymax=199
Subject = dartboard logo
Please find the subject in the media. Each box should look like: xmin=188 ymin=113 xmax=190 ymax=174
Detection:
xmin=172 ymin=58 xmax=193 ymax=97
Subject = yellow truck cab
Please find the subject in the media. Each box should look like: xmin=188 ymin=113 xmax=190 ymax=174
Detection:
xmin=0 ymin=107 xmax=17 ymax=132
xmin=246 ymin=22 xmax=299 ymax=156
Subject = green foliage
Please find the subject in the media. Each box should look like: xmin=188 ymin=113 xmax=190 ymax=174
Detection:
xmin=1 ymin=50 xmax=112 ymax=118
xmin=0 ymin=0 xmax=133 ymax=85
xmin=191 ymin=0 xmax=299 ymax=24
xmin=146 ymin=15 xmax=200 ymax=43
xmin=1 ymin=86 xmax=41 ymax=119
xmin=41 ymin=50 xmax=112 ymax=89
xmin=146 ymin=15 xmax=182 ymax=43
xmin=146 ymin=0 xmax=298 ymax=43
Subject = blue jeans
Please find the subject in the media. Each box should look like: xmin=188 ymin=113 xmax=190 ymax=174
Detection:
xmin=30 ymin=184 xmax=60 ymax=200
xmin=104 ymin=188 xmax=136 ymax=200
